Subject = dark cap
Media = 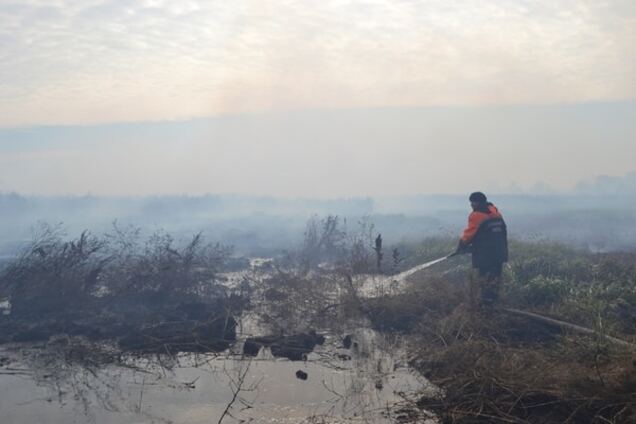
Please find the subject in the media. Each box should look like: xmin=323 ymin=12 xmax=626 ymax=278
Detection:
xmin=469 ymin=192 xmax=487 ymax=203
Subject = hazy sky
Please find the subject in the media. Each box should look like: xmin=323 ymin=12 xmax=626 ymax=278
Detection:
xmin=1 ymin=1 xmax=635 ymax=196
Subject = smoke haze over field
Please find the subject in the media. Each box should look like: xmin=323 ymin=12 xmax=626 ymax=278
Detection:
xmin=1 ymin=102 xmax=635 ymax=197
xmin=1 ymin=1 xmax=635 ymax=198
xmin=1 ymin=192 xmax=636 ymax=257
xmin=1 ymin=1 xmax=635 ymax=253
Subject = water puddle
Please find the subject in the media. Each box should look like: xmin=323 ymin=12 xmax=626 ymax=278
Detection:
xmin=0 ymin=320 xmax=436 ymax=423
xmin=0 ymin=259 xmax=440 ymax=423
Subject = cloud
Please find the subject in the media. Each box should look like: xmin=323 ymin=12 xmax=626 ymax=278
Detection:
xmin=0 ymin=0 xmax=635 ymax=126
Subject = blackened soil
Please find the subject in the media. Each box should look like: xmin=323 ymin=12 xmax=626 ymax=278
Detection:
xmin=243 ymin=330 xmax=325 ymax=360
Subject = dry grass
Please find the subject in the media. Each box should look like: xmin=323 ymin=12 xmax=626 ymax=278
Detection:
xmin=359 ymin=265 xmax=636 ymax=423
xmin=411 ymin=305 xmax=636 ymax=422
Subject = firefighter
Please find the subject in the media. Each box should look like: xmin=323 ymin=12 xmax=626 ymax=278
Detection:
xmin=455 ymin=192 xmax=508 ymax=309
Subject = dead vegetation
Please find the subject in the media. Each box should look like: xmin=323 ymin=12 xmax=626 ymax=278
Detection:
xmin=352 ymin=239 xmax=636 ymax=423
xmin=0 ymin=223 xmax=248 ymax=354
xmin=250 ymin=214 xmax=387 ymax=335
xmin=3 ymin=217 xmax=636 ymax=423
xmin=413 ymin=309 xmax=636 ymax=423
xmin=297 ymin=214 xmax=382 ymax=275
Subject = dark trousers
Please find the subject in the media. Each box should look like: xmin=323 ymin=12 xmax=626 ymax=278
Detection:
xmin=470 ymin=262 xmax=503 ymax=309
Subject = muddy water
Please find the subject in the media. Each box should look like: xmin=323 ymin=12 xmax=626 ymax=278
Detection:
xmin=0 ymin=320 xmax=436 ymax=423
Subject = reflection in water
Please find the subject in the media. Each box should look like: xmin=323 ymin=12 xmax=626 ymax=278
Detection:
xmin=0 ymin=261 xmax=438 ymax=423
xmin=0 ymin=323 xmax=436 ymax=423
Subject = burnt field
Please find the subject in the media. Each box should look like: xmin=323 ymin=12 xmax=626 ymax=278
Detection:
xmin=0 ymin=217 xmax=635 ymax=423
xmin=0 ymin=223 xmax=248 ymax=354
xmin=0 ymin=218 xmax=435 ymax=423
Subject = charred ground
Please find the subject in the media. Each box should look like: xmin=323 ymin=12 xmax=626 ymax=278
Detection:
xmin=1 ymin=216 xmax=635 ymax=423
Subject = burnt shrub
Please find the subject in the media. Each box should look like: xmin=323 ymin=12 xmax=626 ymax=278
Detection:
xmin=0 ymin=224 xmax=106 ymax=317
xmin=0 ymin=223 xmax=247 ymax=353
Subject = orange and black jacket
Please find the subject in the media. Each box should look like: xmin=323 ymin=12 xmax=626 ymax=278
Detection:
xmin=461 ymin=203 xmax=508 ymax=267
